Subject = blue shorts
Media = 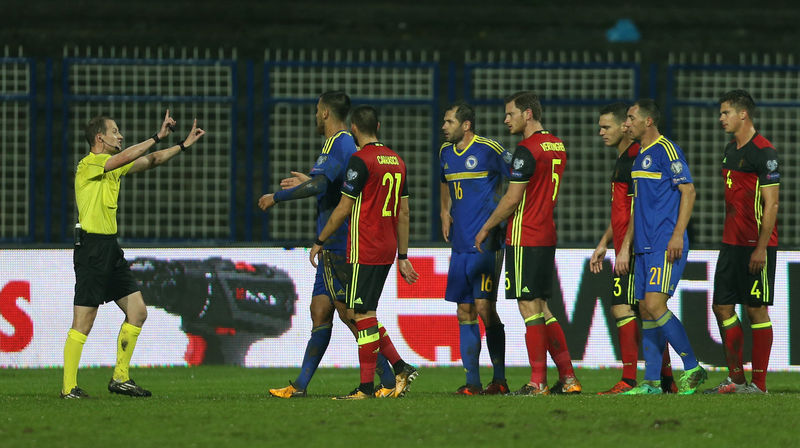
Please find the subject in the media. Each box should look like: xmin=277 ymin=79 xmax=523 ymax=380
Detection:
xmin=311 ymin=249 xmax=347 ymax=303
xmin=634 ymin=250 xmax=688 ymax=300
xmin=445 ymin=250 xmax=502 ymax=304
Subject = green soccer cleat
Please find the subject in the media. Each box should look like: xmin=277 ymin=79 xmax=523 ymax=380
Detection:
xmin=621 ymin=381 xmax=663 ymax=395
xmin=678 ymin=365 xmax=708 ymax=395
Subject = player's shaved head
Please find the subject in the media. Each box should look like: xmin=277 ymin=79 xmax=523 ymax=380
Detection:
xmin=350 ymin=105 xmax=379 ymax=136
xmin=319 ymin=91 xmax=351 ymax=122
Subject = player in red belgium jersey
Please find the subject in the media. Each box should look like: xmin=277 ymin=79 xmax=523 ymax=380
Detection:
xmin=705 ymin=90 xmax=779 ymax=394
xmin=476 ymin=91 xmax=580 ymax=395
xmin=310 ymin=105 xmax=420 ymax=400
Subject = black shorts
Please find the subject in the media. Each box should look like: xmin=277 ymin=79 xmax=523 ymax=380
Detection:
xmin=713 ymin=244 xmax=776 ymax=307
xmin=73 ymin=233 xmax=139 ymax=307
xmin=346 ymin=263 xmax=391 ymax=313
xmin=504 ymin=245 xmax=555 ymax=301
xmin=612 ymin=254 xmax=637 ymax=307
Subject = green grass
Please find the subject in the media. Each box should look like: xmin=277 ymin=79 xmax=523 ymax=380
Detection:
xmin=1 ymin=366 xmax=798 ymax=447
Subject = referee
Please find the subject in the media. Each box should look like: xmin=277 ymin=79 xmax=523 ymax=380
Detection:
xmin=61 ymin=111 xmax=205 ymax=399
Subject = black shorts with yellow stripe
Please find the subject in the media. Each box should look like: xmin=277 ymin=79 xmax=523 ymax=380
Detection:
xmin=504 ymin=245 xmax=555 ymax=301
xmin=346 ymin=263 xmax=392 ymax=313
xmin=713 ymin=244 xmax=776 ymax=307
xmin=612 ymin=254 xmax=636 ymax=307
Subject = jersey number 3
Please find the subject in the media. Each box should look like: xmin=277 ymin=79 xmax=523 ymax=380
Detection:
xmin=381 ymin=173 xmax=402 ymax=217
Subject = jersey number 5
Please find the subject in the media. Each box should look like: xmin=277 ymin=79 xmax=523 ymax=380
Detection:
xmin=551 ymin=159 xmax=562 ymax=201
xmin=381 ymin=172 xmax=402 ymax=217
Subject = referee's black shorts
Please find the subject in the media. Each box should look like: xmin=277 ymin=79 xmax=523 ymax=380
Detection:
xmin=73 ymin=233 xmax=140 ymax=307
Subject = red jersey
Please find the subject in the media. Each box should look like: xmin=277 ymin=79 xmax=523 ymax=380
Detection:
xmin=721 ymin=133 xmax=779 ymax=246
xmin=505 ymin=130 xmax=566 ymax=247
xmin=340 ymin=143 xmax=409 ymax=265
xmin=610 ymin=142 xmax=639 ymax=254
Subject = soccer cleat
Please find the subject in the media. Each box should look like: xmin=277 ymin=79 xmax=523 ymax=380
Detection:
xmin=703 ymin=377 xmax=747 ymax=394
xmin=60 ymin=387 xmax=90 ymax=399
xmin=108 ymin=378 xmax=151 ymax=397
xmin=597 ymin=380 xmax=635 ymax=395
xmin=678 ymin=365 xmax=708 ymax=395
xmin=392 ymin=364 xmax=419 ymax=398
xmin=455 ymin=384 xmax=482 ymax=396
xmin=374 ymin=383 xmax=396 ymax=398
xmin=481 ymin=380 xmax=510 ymax=395
xmin=333 ymin=387 xmax=373 ymax=400
xmin=513 ymin=383 xmax=550 ymax=396
xmin=269 ymin=381 xmax=307 ymax=399
xmin=738 ymin=383 xmax=767 ymax=394
xmin=622 ymin=381 xmax=662 ymax=395
xmin=550 ymin=376 xmax=582 ymax=394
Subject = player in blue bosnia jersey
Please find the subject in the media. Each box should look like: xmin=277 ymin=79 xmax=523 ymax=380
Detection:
xmin=618 ymin=99 xmax=707 ymax=395
xmin=258 ymin=91 xmax=397 ymax=398
xmin=440 ymin=102 xmax=511 ymax=395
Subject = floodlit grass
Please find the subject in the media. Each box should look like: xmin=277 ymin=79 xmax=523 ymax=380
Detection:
xmin=1 ymin=366 xmax=797 ymax=447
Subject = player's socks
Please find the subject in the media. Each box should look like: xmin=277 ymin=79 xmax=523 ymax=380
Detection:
xmin=113 ymin=322 xmax=142 ymax=382
xmin=656 ymin=310 xmax=698 ymax=370
xmin=524 ymin=313 xmax=547 ymax=384
xmin=294 ymin=323 xmax=332 ymax=390
xmin=616 ymin=316 xmax=639 ymax=382
xmin=750 ymin=321 xmax=773 ymax=392
xmin=545 ymin=317 xmax=575 ymax=380
xmin=356 ymin=317 xmax=380 ymax=385
xmin=377 ymin=323 xmax=402 ymax=365
xmin=459 ymin=320 xmax=481 ymax=386
xmin=721 ymin=315 xmax=746 ymax=384
xmin=641 ymin=320 xmax=665 ymax=381
xmin=485 ymin=323 xmax=506 ymax=382
xmin=376 ymin=354 xmax=396 ymax=388
xmin=63 ymin=329 xmax=87 ymax=394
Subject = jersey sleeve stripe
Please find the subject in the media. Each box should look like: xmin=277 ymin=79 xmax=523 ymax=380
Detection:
xmin=632 ymin=170 xmax=662 ymax=179
xmin=662 ymin=139 xmax=679 ymax=161
xmin=321 ymin=136 xmax=335 ymax=154
xmin=475 ymin=136 xmax=505 ymax=154
xmin=350 ymin=195 xmax=362 ymax=263
xmin=444 ymin=171 xmax=489 ymax=181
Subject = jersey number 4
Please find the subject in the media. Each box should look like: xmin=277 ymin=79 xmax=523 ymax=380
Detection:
xmin=381 ymin=173 xmax=402 ymax=217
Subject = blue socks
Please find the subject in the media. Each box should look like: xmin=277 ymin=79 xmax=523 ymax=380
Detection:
xmin=658 ymin=311 xmax=698 ymax=370
xmin=641 ymin=321 xmax=666 ymax=381
xmin=460 ymin=321 xmax=481 ymax=386
xmin=294 ymin=324 xmax=332 ymax=390
xmin=376 ymin=353 xmax=395 ymax=387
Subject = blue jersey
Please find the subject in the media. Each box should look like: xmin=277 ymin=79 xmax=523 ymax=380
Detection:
xmin=440 ymin=134 xmax=511 ymax=253
xmin=631 ymin=135 xmax=693 ymax=253
xmin=308 ymin=130 xmax=357 ymax=251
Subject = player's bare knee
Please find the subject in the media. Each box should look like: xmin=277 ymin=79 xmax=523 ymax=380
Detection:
xmin=712 ymin=304 xmax=736 ymax=322
xmin=611 ymin=304 xmax=635 ymax=320
xmin=745 ymin=305 xmax=770 ymax=324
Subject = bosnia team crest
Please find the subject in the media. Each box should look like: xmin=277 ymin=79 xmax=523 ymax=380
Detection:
xmin=465 ymin=155 xmax=478 ymax=169
xmin=642 ymin=155 xmax=652 ymax=169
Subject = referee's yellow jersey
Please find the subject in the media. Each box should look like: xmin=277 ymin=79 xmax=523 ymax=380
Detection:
xmin=74 ymin=153 xmax=134 ymax=235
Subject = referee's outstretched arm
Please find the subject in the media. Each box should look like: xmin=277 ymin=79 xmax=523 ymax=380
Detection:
xmin=129 ymin=118 xmax=206 ymax=174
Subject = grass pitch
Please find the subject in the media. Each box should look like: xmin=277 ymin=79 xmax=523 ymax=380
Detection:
xmin=1 ymin=366 xmax=797 ymax=447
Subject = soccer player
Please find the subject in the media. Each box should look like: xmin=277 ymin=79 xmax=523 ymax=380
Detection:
xmin=475 ymin=91 xmax=580 ymax=395
xmin=590 ymin=103 xmax=677 ymax=394
xmin=310 ymin=105 xmax=420 ymax=400
xmin=439 ymin=102 xmax=509 ymax=395
xmin=62 ymin=111 xmax=205 ymax=398
xmin=259 ymin=91 xmax=397 ymax=398
xmin=618 ymin=99 xmax=707 ymax=395
xmin=704 ymin=90 xmax=779 ymax=394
